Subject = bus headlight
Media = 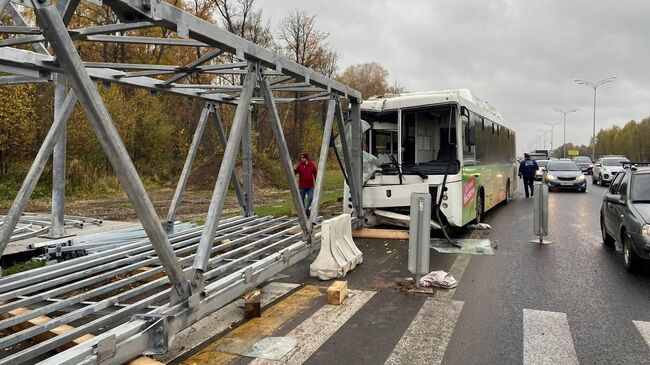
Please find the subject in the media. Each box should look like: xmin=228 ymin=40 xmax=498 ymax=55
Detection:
xmin=642 ymin=224 xmax=650 ymax=237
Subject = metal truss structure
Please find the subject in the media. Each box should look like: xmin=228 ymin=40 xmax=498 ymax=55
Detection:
xmin=0 ymin=0 xmax=363 ymax=362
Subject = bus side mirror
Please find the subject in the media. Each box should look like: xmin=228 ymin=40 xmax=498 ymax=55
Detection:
xmin=466 ymin=125 xmax=476 ymax=146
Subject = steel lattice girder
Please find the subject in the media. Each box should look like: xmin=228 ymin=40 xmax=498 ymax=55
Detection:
xmin=0 ymin=0 xmax=364 ymax=362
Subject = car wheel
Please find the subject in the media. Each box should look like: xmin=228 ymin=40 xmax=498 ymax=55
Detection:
xmin=623 ymin=232 xmax=642 ymax=272
xmin=580 ymin=187 xmax=587 ymax=192
xmin=600 ymin=215 xmax=614 ymax=247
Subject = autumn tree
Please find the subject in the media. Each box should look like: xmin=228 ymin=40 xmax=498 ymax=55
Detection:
xmin=336 ymin=62 xmax=389 ymax=99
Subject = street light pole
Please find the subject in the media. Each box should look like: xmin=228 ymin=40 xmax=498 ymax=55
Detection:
xmin=544 ymin=121 xmax=561 ymax=157
xmin=538 ymin=129 xmax=550 ymax=151
xmin=574 ymin=76 xmax=616 ymax=161
xmin=552 ymin=108 xmax=578 ymax=158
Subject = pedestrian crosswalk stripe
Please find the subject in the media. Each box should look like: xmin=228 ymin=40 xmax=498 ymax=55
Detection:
xmin=523 ymin=309 xmax=579 ymax=365
xmin=249 ymin=289 xmax=375 ymax=365
xmin=384 ymin=298 xmax=464 ymax=365
xmin=633 ymin=320 xmax=650 ymax=348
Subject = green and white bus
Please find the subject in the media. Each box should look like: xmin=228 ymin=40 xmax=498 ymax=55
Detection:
xmin=343 ymin=89 xmax=517 ymax=228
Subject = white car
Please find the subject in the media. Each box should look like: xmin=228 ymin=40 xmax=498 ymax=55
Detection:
xmin=592 ymin=156 xmax=630 ymax=185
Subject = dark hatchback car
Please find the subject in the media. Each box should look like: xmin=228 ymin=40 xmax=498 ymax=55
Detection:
xmin=573 ymin=156 xmax=593 ymax=174
xmin=545 ymin=160 xmax=587 ymax=192
xmin=600 ymin=166 xmax=650 ymax=272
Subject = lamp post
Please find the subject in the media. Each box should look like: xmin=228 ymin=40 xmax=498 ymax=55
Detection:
xmin=538 ymin=129 xmax=550 ymax=151
xmin=574 ymin=76 xmax=616 ymax=161
xmin=544 ymin=121 xmax=561 ymax=157
xmin=552 ymin=108 xmax=578 ymax=158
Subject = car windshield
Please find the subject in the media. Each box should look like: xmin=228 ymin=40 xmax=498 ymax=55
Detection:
xmin=537 ymin=160 xmax=549 ymax=169
xmin=548 ymin=161 xmax=580 ymax=171
xmin=632 ymin=173 xmax=650 ymax=202
xmin=603 ymin=158 xmax=629 ymax=166
xmin=574 ymin=157 xmax=590 ymax=163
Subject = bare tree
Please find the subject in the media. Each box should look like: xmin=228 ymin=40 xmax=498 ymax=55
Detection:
xmin=387 ymin=80 xmax=407 ymax=94
xmin=276 ymin=10 xmax=336 ymax=155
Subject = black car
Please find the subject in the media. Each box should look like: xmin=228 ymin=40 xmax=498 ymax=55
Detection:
xmin=600 ymin=166 xmax=650 ymax=272
xmin=545 ymin=160 xmax=587 ymax=192
xmin=572 ymin=156 xmax=593 ymax=175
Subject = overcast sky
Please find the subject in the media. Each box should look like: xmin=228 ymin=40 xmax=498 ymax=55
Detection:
xmin=257 ymin=0 xmax=650 ymax=155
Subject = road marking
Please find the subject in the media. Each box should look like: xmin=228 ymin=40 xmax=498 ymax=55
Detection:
xmin=523 ymin=309 xmax=579 ymax=365
xmin=384 ymin=298 xmax=464 ymax=365
xmin=633 ymin=320 xmax=650 ymax=348
xmin=158 ymin=282 xmax=298 ymax=363
xmin=385 ymin=253 xmax=470 ymax=365
xmin=250 ymin=289 xmax=375 ymax=365
xmin=181 ymin=285 xmax=321 ymax=365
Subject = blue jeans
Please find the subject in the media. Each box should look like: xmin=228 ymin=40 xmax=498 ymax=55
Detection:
xmin=300 ymin=188 xmax=314 ymax=215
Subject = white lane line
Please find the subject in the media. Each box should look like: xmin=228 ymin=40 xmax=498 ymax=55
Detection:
xmin=633 ymin=320 xmax=650 ymax=348
xmin=250 ymin=289 xmax=375 ymax=365
xmin=385 ymin=254 xmax=470 ymax=365
xmin=523 ymin=309 xmax=579 ymax=365
xmin=384 ymin=298 xmax=464 ymax=365
xmin=156 ymin=282 xmax=298 ymax=363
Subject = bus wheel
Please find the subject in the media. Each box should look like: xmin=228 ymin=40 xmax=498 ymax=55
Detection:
xmin=475 ymin=190 xmax=484 ymax=224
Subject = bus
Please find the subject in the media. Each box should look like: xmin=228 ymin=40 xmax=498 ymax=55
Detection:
xmin=343 ymin=89 xmax=517 ymax=228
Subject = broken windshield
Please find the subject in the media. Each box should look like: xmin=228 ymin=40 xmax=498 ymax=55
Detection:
xmin=362 ymin=105 xmax=459 ymax=176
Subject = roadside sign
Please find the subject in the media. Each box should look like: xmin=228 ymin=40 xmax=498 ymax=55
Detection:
xmin=568 ymin=149 xmax=579 ymax=156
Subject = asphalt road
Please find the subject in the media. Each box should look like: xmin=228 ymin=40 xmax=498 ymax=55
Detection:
xmin=444 ymin=178 xmax=650 ymax=365
xmin=182 ymin=178 xmax=650 ymax=365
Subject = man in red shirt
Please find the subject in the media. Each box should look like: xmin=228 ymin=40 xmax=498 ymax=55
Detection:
xmin=294 ymin=152 xmax=317 ymax=216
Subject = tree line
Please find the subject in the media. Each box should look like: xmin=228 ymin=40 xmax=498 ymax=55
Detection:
xmin=0 ymin=0 xmax=405 ymax=192
xmin=550 ymin=116 xmax=650 ymax=161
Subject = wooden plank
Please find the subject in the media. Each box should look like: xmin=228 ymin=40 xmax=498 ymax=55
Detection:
xmin=243 ymin=288 xmax=261 ymax=318
xmin=327 ymin=280 xmax=348 ymax=305
xmin=352 ymin=228 xmax=409 ymax=240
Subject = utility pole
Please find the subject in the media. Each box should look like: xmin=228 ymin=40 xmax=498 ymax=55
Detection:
xmin=574 ymin=76 xmax=616 ymax=160
xmin=552 ymin=108 xmax=578 ymax=158
xmin=544 ymin=121 xmax=561 ymax=157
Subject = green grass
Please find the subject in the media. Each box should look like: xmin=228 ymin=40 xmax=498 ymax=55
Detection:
xmin=3 ymin=260 xmax=45 ymax=276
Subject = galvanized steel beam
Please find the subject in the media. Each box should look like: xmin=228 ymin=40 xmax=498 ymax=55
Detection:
xmin=0 ymin=90 xmax=77 ymax=257
xmin=190 ymin=62 xmax=257 ymax=289
xmin=32 ymin=0 xmax=192 ymax=304
xmin=309 ymin=97 xmax=336 ymax=223
xmin=258 ymin=74 xmax=310 ymax=237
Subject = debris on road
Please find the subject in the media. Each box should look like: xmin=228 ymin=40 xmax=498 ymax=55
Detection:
xmin=467 ymin=223 xmax=492 ymax=230
xmin=327 ymin=280 xmax=348 ymax=305
xmin=419 ymin=270 xmax=458 ymax=289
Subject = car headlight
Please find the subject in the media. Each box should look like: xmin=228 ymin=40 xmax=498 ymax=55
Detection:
xmin=576 ymin=174 xmax=585 ymax=181
xmin=589 ymin=164 xmax=594 ymax=168
xmin=642 ymin=224 xmax=650 ymax=236
xmin=546 ymin=174 xmax=556 ymax=181
xmin=603 ymin=168 xmax=610 ymax=173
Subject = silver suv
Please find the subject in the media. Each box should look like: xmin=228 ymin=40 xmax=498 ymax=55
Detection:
xmin=592 ymin=156 xmax=630 ymax=186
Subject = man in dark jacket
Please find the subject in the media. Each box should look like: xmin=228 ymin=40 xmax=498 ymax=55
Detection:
xmin=294 ymin=152 xmax=317 ymax=216
xmin=519 ymin=153 xmax=539 ymax=198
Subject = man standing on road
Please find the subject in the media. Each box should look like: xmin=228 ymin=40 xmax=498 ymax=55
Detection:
xmin=518 ymin=153 xmax=538 ymax=198
xmin=294 ymin=152 xmax=317 ymax=216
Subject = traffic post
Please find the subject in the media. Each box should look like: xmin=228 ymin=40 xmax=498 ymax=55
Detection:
xmin=409 ymin=192 xmax=431 ymax=287
xmin=531 ymin=181 xmax=553 ymax=244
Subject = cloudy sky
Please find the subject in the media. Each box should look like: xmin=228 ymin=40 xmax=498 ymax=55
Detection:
xmin=257 ymin=0 xmax=650 ymax=155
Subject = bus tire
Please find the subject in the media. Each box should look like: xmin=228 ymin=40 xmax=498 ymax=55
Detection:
xmin=504 ymin=180 xmax=511 ymax=205
xmin=474 ymin=189 xmax=485 ymax=224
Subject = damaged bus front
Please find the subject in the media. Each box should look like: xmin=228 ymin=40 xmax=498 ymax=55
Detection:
xmin=342 ymin=90 xmax=517 ymax=229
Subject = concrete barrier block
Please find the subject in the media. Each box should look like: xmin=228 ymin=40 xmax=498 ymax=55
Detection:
xmin=310 ymin=214 xmax=363 ymax=280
